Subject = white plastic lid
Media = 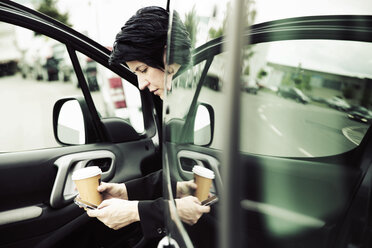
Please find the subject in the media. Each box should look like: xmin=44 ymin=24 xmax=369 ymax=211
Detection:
xmin=192 ymin=166 xmax=215 ymax=179
xmin=72 ymin=166 xmax=102 ymax=181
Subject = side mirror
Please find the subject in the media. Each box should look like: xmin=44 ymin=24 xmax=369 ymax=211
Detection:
xmin=193 ymin=103 xmax=214 ymax=146
xmin=53 ymin=97 xmax=97 ymax=145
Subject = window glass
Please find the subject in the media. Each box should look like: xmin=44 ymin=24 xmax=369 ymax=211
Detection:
xmin=165 ymin=0 xmax=230 ymax=142
xmin=168 ymin=38 xmax=372 ymax=158
xmin=0 ymin=22 xmax=144 ymax=153
xmin=0 ymin=23 xmax=83 ymax=152
xmin=76 ymin=52 xmax=144 ymax=133
xmin=239 ymin=40 xmax=372 ymax=157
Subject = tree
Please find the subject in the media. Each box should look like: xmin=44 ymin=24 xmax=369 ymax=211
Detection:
xmin=184 ymin=6 xmax=199 ymax=49
xmin=208 ymin=3 xmax=229 ymax=39
xmin=36 ymin=0 xmax=71 ymax=27
xmin=208 ymin=26 xmax=224 ymax=39
xmin=208 ymin=2 xmax=256 ymax=39
xmin=257 ymin=69 xmax=268 ymax=79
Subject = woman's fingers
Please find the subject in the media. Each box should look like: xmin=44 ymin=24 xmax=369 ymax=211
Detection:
xmin=191 ymin=196 xmax=201 ymax=204
xmin=97 ymin=199 xmax=112 ymax=209
xmin=200 ymin=205 xmax=211 ymax=213
xmin=86 ymin=209 xmax=101 ymax=218
xmin=97 ymin=182 xmax=109 ymax=192
xmin=187 ymin=180 xmax=197 ymax=189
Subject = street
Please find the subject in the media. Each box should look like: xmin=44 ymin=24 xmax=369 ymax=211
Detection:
xmin=198 ymin=88 xmax=368 ymax=157
xmin=1 ymin=74 xmax=368 ymax=156
xmin=0 ymin=74 xmax=103 ymax=152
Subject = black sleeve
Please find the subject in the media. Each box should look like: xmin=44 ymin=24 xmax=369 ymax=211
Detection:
xmin=126 ymin=170 xmax=177 ymax=200
xmin=138 ymin=198 xmax=167 ymax=239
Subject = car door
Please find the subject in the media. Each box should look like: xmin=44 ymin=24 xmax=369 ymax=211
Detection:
xmin=0 ymin=2 xmax=161 ymax=247
xmin=163 ymin=1 xmax=372 ymax=248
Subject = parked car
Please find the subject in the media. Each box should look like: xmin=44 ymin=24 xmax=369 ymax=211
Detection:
xmin=204 ymin=74 xmax=221 ymax=91
xmin=276 ymin=85 xmax=310 ymax=103
xmin=84 ymin=58 xmax=99 ymax=91
xmin=309 ymin=95 xmax=328 ymax=104
xmin=347 ymin=105 xmax=372 ymax=124
xmin=326 ymin=96 xmax=351 ymax=111
xmin=52 ymin=43 xmax=74 ymax=83
xmin=242 ymin=81 xmax=259 ymax=94
xmin=244 ymin=84 xmax=259 ymax=94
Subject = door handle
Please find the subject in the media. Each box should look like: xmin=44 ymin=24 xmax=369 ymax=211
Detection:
xmin=179 ymin=156 xmax=204 ymax=172
xmin=50 ymin=150 xmax=115 ymax=208
xmin=177 ymin=150 xmax=222 ymax=196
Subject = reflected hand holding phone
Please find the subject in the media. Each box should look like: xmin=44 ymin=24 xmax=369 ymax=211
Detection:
xmin=74 ymin=195 xmax=98 ymax=210
xmin=201 ymin=195 xmax=218 ymax=206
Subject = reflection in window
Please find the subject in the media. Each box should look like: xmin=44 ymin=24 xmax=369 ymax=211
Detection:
xmin=76 ymin=52 xmax=144 ymax=133
xmin=238 ymin=40 xmax=372 ymax=157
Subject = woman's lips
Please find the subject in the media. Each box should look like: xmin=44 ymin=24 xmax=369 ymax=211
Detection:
xmin=151 ymin=89 xmax=159 ymax=95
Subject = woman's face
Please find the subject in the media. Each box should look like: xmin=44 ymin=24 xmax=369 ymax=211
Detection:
xmin=126 ymin=61 xmax=181 ymax=100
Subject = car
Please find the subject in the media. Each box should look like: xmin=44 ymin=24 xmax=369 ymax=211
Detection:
xmin=309 ymin=95 xmax=328 ymax=104
xmin=84 ymin=58 xmax=99 ymax=91
xmin=244 ymin=84 xmax=259 ymax=94
xmin=347 ymin=105 xmax=372 ymax=124
xmin=204 ymin=74 xmax=222 ymax=91
xmin=52 ymin=43 xmax=75 ymax=83
xmin=326 ymin=96 xmax=351 ymax=111
xmin=276 ymin=85 xmax=310 ymax=103
xmin=1 ymin=1 xmax=372 ymax=248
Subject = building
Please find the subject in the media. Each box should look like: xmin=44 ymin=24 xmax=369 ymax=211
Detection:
xmin=265 ymin=62 xmax=372 ymax=107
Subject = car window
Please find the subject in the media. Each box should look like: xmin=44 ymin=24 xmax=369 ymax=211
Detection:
xmin=239 ymin=39 xmax=372 ymax=157
xmin=0 ymin=23 xmax=84 ymax=152
xmin=0 ymin=22 xmax=144 ymax=153
xmin=75 ymin=52 xmax=144 ymax=133
xmin=167 ymin=38 xmax=372 ymax=158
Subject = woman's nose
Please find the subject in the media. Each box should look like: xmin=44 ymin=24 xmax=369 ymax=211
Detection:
xmin=137 ymin=77 xmax=150 ymax=90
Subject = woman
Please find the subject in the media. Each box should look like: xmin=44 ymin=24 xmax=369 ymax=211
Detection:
xmin=87 ymin=6 xmax=211 ymax=245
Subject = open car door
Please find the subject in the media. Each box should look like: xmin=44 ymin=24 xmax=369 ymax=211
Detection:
xmin=0 ymin=1 xmax=162 ymax=247
xmin=162 ymin=0 xmax=372 ymax=247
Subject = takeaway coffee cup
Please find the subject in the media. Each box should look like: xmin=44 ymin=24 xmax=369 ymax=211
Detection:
xmin=192 ymin=166 xmax=215 ymax=202
xmin=72 ymin=166 xmax=103 ymax=207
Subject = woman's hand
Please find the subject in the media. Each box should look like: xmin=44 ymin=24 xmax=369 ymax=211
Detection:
xmin=175 ymin=196 xmax=210 ymax=225
xmin=87 ymin=198 xmax=139 ymax=230
xmin=98 ymin=182 xmax=128 ymax=200
xmin=176 ymin=180 xmax=197 ymax=198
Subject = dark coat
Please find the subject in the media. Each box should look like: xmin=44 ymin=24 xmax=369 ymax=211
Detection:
xmin=126 ymin=170 xmax=177 ymax=239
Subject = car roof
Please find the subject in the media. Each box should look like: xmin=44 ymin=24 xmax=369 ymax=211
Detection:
xmin=191 ymin=15 xmax=372 ymax=67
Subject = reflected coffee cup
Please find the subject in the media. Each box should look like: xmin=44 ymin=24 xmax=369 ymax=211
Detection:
xmin=72 ymin=166 xmax=103 ymax=207
xmin=192 ymin=166 xmax=215 ymax=202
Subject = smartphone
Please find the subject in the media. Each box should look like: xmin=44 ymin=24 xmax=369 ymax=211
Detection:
xmin=201 ymin=195 xmax=218 ymax=206
xmin=74 ymin=196 xmax=98 ymax=210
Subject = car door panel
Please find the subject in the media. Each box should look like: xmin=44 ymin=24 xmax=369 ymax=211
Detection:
xmin=239 ymin=154 xmax=362 ymax=246
xmin=0 ymin=139 xmax=157 ymax=247
xmin=167 ymin=140 xmax=365 ymax=247
xmin=163 ymin=2 xmax=372 ymax=245
xmin=0 ymin=2 xmax=161 ymax=247
xmin=167 ymin=145 xmax=223 ymax=196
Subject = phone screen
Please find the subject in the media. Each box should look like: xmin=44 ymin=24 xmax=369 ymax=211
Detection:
xmin=201 ymin=195 xmax=218 ymax=206
xmin=74 ymin=196 xmax=98 ymax=210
